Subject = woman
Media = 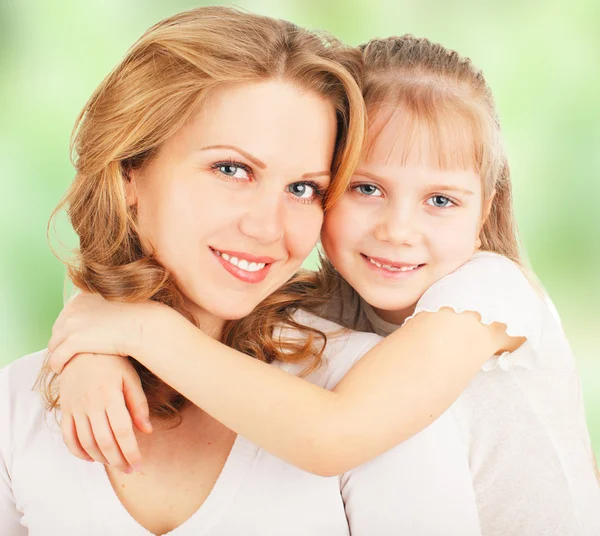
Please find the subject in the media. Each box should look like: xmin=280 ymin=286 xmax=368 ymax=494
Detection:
xmin=48 ymin=33 xmax=599 ymax=536
xmin=0 ymin=7 xmax=481 ymax=536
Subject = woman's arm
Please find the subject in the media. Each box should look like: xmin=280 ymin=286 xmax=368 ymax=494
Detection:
xmin=49 ymin=293 xmax=521 ymax=476
xmin=0 ymin=368 xmax=28 ymax=536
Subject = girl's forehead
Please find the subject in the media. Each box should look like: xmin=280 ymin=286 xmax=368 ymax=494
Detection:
xmin=364 ymin=105 xmax=480 ymax=173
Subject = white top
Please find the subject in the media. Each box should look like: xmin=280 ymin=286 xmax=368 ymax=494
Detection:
xmin=0 ymin=311 xmax=482 ymax=536
xmin=337 ymin=251 xmax=600 ymax=536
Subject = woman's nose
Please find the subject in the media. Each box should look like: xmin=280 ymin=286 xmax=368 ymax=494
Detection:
xmin=238 ymin=191 xmax=285 ymax=244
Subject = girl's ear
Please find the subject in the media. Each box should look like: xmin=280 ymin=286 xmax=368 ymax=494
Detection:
xmin=476 ymin=189 xmax=496 ymax=249
xmin=481 ymin=189 xmax=496 ymax=227
xmin=124 ymin=169 xmax=139 ymax=207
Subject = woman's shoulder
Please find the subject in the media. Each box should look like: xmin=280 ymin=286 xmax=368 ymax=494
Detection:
xmin=0 ymin=350 xmax=54 ymax=464
xmin=274 ymin=309 xmax=382 ymax=388
xmin=293 ymin=308 xmax=382 ymax=354
xmin=0 ymin=350 xmax=48 ymax=399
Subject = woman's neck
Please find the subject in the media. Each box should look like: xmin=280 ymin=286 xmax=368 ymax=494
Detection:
xmin=184 ymin=300 xmax=226 ymax=340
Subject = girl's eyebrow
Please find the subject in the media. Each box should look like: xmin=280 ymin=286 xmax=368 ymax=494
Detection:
xmin=428 ymin=184 xmax=475 ymax=196
xmin=354 ymin=170 xmax=386 ymax=182
xmin=355 ymin=171 xmax=474 ymax=196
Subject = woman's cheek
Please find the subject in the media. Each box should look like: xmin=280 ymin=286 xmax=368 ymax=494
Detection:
xmin=289 ymin=208 xmax=324 ymax=260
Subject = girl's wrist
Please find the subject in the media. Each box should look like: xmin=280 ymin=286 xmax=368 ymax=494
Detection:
xmin=126 ymin=302 xmax=179 ymax=364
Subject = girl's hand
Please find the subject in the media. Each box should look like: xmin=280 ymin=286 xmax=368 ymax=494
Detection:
xmin=59 ymin=352 xmax=152 ymax=473
xmin=47 ymin=292 xmax=165 ymax=374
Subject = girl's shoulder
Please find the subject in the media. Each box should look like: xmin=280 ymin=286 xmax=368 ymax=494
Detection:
xmin=416 ymin=251 xmax=544 ymax=316
xmin=410 ymin=252 xmax=549 ymax=371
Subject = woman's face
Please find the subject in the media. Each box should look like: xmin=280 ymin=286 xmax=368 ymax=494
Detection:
xmin=128 ymin=80 xmax=337 ymax=329
xmin=322 ymin=108 xmax=492 ymax=324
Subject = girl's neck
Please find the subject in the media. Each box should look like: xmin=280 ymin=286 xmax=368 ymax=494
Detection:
xmin=373 ymin=303 xmax=417 ymax=326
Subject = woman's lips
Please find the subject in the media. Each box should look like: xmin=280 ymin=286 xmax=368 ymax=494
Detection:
xmin=211 ymin=247 xmax=274 ymax=284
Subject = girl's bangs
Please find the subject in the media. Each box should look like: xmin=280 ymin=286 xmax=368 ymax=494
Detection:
xmin=365 ymin=87 xmax=494 ymax=177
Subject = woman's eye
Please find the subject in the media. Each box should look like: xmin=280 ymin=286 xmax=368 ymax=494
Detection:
xmin=214 ymin=163 xmax=250 ymax=180
xmin=426 ymin=195 xmax=455 ymax=208
xmin=287 ymin=182 xmax=316 ymax=199
xmin=354 ymin=184 xmax=383 ymax=197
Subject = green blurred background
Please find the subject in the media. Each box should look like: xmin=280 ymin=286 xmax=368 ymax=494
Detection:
xmin=0 ymin=1 xmax=598 ymax=459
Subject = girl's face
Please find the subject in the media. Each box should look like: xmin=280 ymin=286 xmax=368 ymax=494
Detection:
xmin=129 ymin=80 xmax=337 ymax=331
xmin=322 ymin=108 xmax=493 ymax=324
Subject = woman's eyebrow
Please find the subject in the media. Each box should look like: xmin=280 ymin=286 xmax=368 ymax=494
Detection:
xmin=200 ymin=144 xmax=267 ymax=169
xmin=301 ymin=171 xmax=331 ymax=180
xmin=200 ymin=145 xmax=330 ymax=180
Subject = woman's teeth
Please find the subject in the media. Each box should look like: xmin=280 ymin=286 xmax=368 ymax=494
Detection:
xmin=215 ymin=250 xmax=266 ymax=272
xmin=367 ymin=257 xmax=419 ymax=272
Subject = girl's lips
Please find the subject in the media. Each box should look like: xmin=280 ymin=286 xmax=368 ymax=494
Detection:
xmin=211 ymin=247 xmax=273 ymax=284
xmin=361 ymin=253 xmax=425 ymax=279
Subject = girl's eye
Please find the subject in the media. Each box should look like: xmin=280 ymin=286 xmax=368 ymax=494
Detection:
xmin=426 ymin=195 xmax=455 ymax=208
xmin=212 ymin=162 xmax=251 ymax=180
xmin=354 ymin=184 xmax=383 ymax=197
xmin=286 ymin=182 xmax=323 ymax=203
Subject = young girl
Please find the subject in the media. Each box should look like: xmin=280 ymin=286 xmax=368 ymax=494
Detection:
xmin=48 ymin=36 xmax=600 ymax=533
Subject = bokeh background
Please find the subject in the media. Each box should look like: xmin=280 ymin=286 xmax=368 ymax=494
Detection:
xmin=0 ymin=1 xmax=598 ymax=459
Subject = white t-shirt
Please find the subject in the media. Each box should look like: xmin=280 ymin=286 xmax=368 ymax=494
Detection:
xmin=330 ymin=251 xmax=600 ymax=535
xmin=0 ymin=311 xmax=481 ymax=536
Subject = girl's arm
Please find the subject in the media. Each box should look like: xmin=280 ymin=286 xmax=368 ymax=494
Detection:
xmin=49 ymin=291 xmax=523 ymax=476
xmin=137 ymin=306 xmax=520 ymax=476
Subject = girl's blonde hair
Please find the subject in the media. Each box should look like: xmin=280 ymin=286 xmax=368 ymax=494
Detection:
xmin=358 ymin=35 xmax=520 ymax=261
xmin=315 ymin=35 xmax=524 ymax=324
xmin=39 ymin=6 xmax=366 ymax=419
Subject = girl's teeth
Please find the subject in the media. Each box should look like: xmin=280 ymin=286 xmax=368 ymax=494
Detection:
xmin=215 ymin=250 xmax=266 ymax=272
xmin=368 ymin=257 xmax=418 ymax=272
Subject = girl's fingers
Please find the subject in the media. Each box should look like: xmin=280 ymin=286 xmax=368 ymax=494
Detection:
xmin=73 ymin=414 xmax=110 ymax=466
xmin=48 ymin=341 xmax=78 ymax=375
xmin=106 ymin=399 xmax=143 ymax=471
xmin=87 ymin=411 xmax=132 ymax=474
xmin=123 ymin=372 xmax=152 ymax=434
xmin=60 ymin=414 xmax=94 ymax=462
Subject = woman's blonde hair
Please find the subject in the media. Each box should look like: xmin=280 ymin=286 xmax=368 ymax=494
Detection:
xmin=316 ymin=35 xmax=524 ymax=323
xmin=39 ymin=6 xmax=366 ymax=419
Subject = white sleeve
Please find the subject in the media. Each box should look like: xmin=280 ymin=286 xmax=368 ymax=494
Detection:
xmin=341 ymin=410 xmax=481 ymax=536
xmin=0 ymin=365 xmax=27 ymax=536
xmin=409 ymin=253 xmax=544 ymax=369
